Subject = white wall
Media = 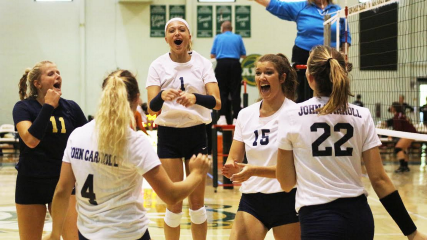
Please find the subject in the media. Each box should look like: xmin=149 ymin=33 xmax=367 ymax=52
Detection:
xmin=0 ymin=0 xmax=80 ymax=124
xmin=1 ymin=0 xmax=360 ymax=125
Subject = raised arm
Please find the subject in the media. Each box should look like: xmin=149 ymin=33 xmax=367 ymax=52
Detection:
xmin=144 ymin=154 xmax=210 ymax=205
xmin=254 ymin=0 xmax=271 ymax=7
xmin=16 ymin=121 xmax=41 ymax=148
xmin=16 ymin=89 xmax=61 ymax=148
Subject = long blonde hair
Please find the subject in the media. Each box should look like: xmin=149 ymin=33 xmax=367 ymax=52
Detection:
xmin=18 ymin=61 xmax=53 ymax=100
xmin=95 ymin=70 xmax=139 ymax=163
xmin=307 ymin=45 xmax=352 ymax=114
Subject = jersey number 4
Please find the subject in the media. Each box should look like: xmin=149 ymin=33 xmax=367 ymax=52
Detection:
xmin=81 ymin=174 xmax=98 ymax=205
xmin=311 ymin=123 xmax=353 ymax=157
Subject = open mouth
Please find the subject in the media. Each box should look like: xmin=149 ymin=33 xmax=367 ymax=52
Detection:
xmin=174 ymin=39 xmax=183 ymax=45
xmin=260 ymin=84 xmax=271 ymax=93
xmin=53 ymin=82 xmax=61 ymax=89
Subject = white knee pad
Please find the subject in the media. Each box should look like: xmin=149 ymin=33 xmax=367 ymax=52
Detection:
xmin=189 ymin=206 xmax=207 ymax=224
xmin=164 ymin=209 xmax=183 ymax=228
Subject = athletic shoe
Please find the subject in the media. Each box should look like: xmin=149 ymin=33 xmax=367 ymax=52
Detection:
xmin=394 ymin=166 xmax=410 ymax=173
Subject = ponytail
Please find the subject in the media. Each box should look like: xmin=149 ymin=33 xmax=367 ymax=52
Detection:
xmin=95 ymin=70 xmax=139 ymax=164
xmin=307 ymin=45 xmax=352 ymax=114
xmin=18 ymin=69 xmax=31 ymax=100
xmin=323 ymin=58 xmax=351 ymax=114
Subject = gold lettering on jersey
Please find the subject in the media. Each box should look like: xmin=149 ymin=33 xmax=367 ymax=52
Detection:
xmin=70 ymin=147 xmax=119 ymax=167
xmin=298 ymin=105 xmax=362 ymax=118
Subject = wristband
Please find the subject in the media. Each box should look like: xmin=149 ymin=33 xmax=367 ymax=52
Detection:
xmin=28 ymin=104 xmax=55 ymax=140
xmin=193 ymin=93 xmax=216 ymax=109
xmin=380 ymin=190 xmax=417 ymax=236
xmin=149 ymin=90 xmax=164 ymax=112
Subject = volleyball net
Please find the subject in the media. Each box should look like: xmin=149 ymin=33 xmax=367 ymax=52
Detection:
xmin=325 ymin=0 xmax=427 ymax=141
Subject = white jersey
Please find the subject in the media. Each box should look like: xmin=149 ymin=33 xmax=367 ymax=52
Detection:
xmin=63 ymin=121 xmax=161 ymax=240
xmin=234 ymin=98 xmax=296 ymax=194
xmin=146 ymin=51 xmax=217 ymax=128
xmin=277 ymin=97 xmax=381 ymax=212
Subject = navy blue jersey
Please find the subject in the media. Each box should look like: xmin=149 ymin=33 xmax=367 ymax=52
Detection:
xmin=13 ymin=98 xmax=87 ymax=177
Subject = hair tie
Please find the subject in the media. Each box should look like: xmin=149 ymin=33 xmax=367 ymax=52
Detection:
xmin=327 ymin=58 xmax=333 ymax=63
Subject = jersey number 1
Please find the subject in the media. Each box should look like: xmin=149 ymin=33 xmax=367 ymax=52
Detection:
xmin=81 ymin=174 xmax=98 ymax=205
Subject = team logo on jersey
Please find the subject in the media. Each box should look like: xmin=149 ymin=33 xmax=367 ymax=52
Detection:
xmin=241 ymin=54 xmax=261 ymax=86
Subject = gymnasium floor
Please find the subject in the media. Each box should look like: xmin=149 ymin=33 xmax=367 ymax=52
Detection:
xmin=0 ymin=150 xmax=426 ymax=240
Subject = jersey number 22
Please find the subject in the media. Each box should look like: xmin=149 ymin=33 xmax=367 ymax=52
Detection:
xmin=311 ymin=123 xmax=353 ymax=157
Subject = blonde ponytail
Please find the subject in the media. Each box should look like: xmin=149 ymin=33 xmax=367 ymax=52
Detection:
xmin=95 ymin=70 xmax=139 ymax=164
xmin=307 ymin=46 xmax=352 ymax=114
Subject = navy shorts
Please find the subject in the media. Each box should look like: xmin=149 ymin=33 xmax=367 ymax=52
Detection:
xmin=79 ymin=229 xmax=150 ymax=240
xmin=15 ymin=174 xmax=75 ymax=205
xmin=237 ymin=189 xmax=299 ymax=230
xmin=157 ymin=124 xmax=208 ymax=160
xmin=299 ymin=195 xmax=374 ymax=240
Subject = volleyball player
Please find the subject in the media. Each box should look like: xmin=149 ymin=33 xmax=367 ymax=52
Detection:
xmin=146 ymin=18 xmax=221 ymax=240
xmin=222 ymin=54 xmax=300 ymax=240
xmin=386 ymin=102 xmax=416 ymax=173
xmin=13 ymin=61 xmax=87 ymax=240
xmin=276 ymin=45 xmax=426 ymax=240
xmin=43 ymin=70 xmax=210 ymax=240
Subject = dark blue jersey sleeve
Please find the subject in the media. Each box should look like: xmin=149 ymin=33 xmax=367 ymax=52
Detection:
xmin=13 ymin=101 xmax=33 ymax=125
xmin=68 ymin=100 xmax=87 ymax=127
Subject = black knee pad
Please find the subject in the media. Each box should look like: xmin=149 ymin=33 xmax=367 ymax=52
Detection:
xmin=394 ymin=148 xmax=403 ymax=155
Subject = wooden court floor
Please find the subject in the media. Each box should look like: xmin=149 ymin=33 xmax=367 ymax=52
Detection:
xmin=0 ymin=151 xmax=426 ymax=240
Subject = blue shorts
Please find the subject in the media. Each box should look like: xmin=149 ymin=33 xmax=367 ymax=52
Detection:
xmin=15 ymin=174 xmax=75 ymax=205
xmin=78 ymin=229 xmax=150 ymax=240
xmin=157 ymin=124 xmax=208 ymax=160
xmin=299 ymin=195 xmax=374 ymax=240
xmin=237 ymin=189 xmax=299 ymax=230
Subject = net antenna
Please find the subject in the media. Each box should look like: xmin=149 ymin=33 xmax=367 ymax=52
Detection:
xmin=323 ymin=0 xmax=399 ymax=61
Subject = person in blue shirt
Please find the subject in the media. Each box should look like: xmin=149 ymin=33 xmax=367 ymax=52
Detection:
xmin=13 ymin=61 xmax=87 ymax=240
xmin=211 ymin=20 xmax=247 ymax=125
xmin=254 ymin=0 xmax=351 ymax=103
